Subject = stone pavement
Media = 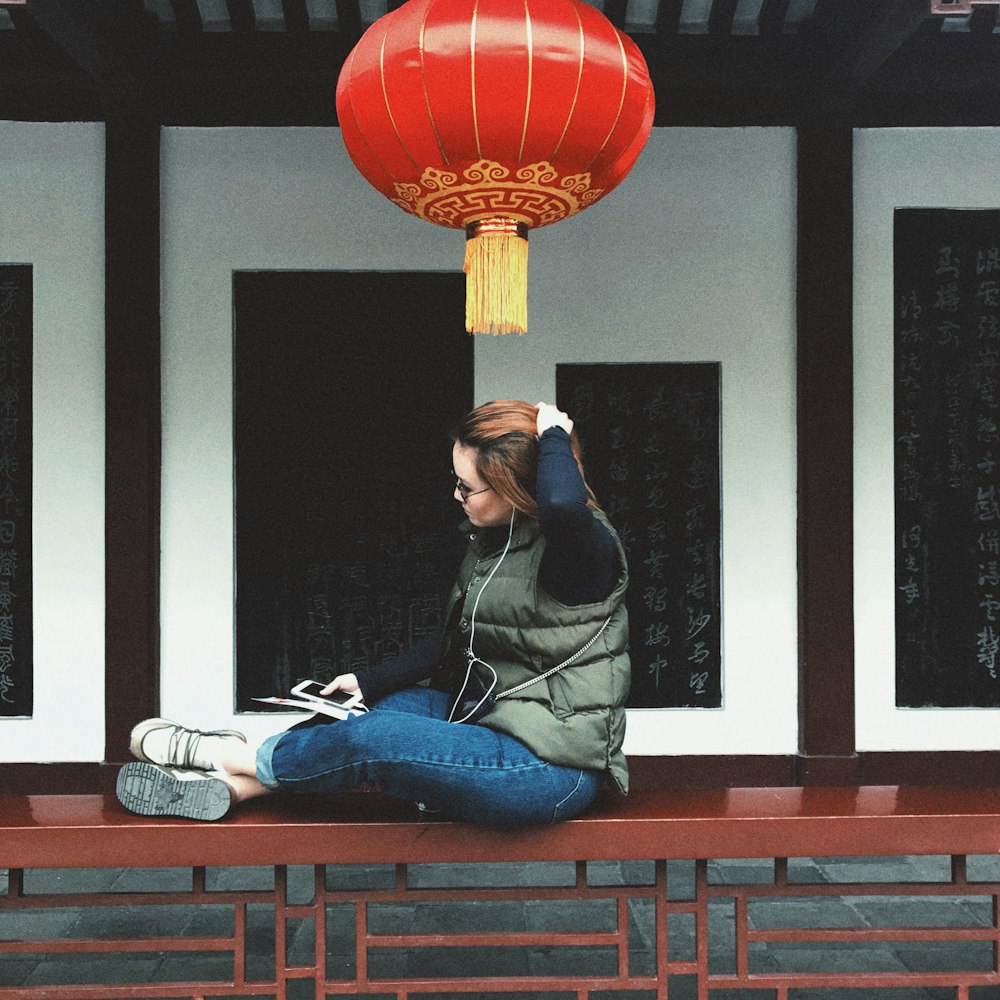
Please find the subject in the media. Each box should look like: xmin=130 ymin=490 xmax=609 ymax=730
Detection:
xmin=4 ymin=856 xmax=1000 ymax=998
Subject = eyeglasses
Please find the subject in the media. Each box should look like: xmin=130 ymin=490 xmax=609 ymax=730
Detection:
xmin=454 ymin=477 xmax=492 ymax=501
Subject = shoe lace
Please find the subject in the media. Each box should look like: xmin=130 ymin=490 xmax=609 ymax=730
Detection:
xmin=166 ymin=725 xmax=221 ymax=770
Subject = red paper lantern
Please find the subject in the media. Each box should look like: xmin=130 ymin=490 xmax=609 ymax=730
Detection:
xmin=336 ymin=0 xmax=655 ymax=334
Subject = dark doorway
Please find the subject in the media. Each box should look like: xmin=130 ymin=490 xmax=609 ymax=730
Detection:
xmin=233 ymin=271 xmax=472 ymax=712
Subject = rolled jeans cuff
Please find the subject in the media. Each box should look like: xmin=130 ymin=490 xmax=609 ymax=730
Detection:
xmin=255 ymin=731 xmax=286 ymax=789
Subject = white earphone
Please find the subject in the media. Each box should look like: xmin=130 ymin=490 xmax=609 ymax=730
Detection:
xmin=448 ymin=505 xmax=516 ymax=723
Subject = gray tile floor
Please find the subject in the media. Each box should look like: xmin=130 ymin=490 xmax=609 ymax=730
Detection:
xmin=4 ymin=857 xmax=1000 ymax=998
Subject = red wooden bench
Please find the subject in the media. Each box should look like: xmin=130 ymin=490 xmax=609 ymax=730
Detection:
xmin=4 ymin=785 xmax=1000 ymax=998
xmin=6 ymin=784 xmax=1000 ymax=867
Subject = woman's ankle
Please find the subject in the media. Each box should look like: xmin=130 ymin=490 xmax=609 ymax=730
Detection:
xmin=216 ymin=742 xmax=260 ymax=777
xmin=222 ymin=772 xmax=274 ymax=804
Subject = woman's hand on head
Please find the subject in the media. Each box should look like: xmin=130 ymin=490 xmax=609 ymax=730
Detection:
xmin=536 ymin=401 xmax=573 ymax=438
xmin=320 ymin=674 xmax=361 ymax=697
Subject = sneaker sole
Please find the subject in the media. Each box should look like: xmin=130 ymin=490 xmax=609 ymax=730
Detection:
xmin=116 ymin=761 xmax=232 ymax=821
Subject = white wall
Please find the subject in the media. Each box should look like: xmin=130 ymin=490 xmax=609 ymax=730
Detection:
xmin=0 ymin=121 xmax=105 ymax=762
xmin=7 ymin=122 xmax=997 ymax=763
xmin=160 ymin=126 xmax=800 ymax=755
xmin=855 ymin=127 xmax=1000 ymax=751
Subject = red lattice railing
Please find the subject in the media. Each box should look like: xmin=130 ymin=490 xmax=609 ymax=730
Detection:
xmin=2 ymin=855 xmax=1000 ymax=998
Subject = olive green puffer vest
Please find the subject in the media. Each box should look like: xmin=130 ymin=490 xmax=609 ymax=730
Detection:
xmin=438 ymin=513 xmax=631 ymax=793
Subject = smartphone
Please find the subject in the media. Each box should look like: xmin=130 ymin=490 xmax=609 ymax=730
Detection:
xmin=290 ymin=680 xmax=364 ymax=710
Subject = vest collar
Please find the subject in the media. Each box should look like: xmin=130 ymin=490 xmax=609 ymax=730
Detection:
xmin=459 ymin=515 xmax=541 ymax=557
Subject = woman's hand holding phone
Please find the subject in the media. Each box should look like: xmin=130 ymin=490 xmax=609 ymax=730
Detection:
xmin=320 ymin=674 xmax=361 ymax=697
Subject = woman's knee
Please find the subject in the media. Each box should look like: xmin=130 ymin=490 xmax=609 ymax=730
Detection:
xmin=373 ymin=686 xmax=449 ymax=718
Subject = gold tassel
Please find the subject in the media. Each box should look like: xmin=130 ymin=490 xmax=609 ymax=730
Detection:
xmin=463 ymin=217 xmax=529 ymax=335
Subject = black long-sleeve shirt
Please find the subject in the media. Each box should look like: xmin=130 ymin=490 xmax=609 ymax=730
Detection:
xmin=353 ymin=427 xmax=616 ymax=700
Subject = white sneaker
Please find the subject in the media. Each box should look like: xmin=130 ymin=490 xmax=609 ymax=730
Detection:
xmin=129 ymin=718 xmax=246 ymax=771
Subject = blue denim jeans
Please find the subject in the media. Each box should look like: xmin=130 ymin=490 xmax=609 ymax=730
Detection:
xmin=256 ymin=686 xmax=602 ymax=827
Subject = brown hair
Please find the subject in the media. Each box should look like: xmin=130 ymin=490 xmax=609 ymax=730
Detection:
xmin=454 ymin=400 xmax=601 ymax=518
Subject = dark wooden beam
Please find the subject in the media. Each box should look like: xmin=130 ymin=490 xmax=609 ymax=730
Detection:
xmin=830 ymin=0 xmax=932 ymax=84
xmin=796 ymin=126 xmax=856 ymax=785
xmin=0 ymin=37 xmax=102 ymax=119
xmin=860 ymin=751 xmax=1000 ymax=786
xmin=707 ymin=0 xmax=739 ymax=34
xmin=602 ymin=0 xmax=628 ymax=30
xmin=281 ymin=0 xmax=310 ymax=32
xmin=171 ymin=0 xmax=203 ymax=34
xmin=654 ymin=0 xmax=683 ymax=35
xmin=5 ymin=3 xmax=43 ymax=33
xmin=781 ymin=0 xmax=931 ymax=120
xmin=803 ymin=0 xmax=936 ymax=89
xmin=969 ymin=4 xmax=998 ymax=35
xmin=787 ymin=0 xmax=867 ymax=119
xmin=104 ymin=112 xmax=161 ymax=764
xmin=23 ymin=0 xmax=157 ymax=115
xmin=226 ymin=0 xmax=256 ymax=33
xmin=758 ymin=0 xmax=791 ymax=39
xmin=22 ymin=1 xmax=107 ymax=75
xmin=335 ymin=0 xmax=363 ymax=51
